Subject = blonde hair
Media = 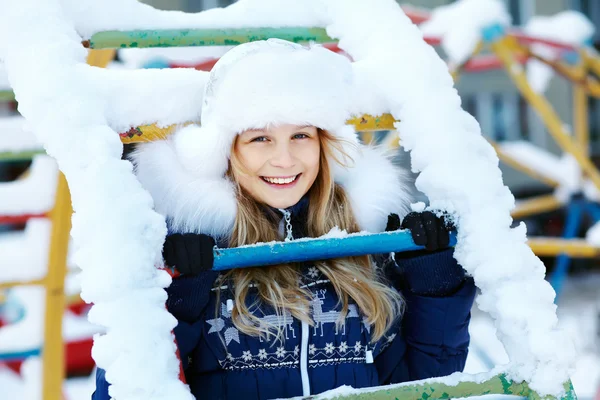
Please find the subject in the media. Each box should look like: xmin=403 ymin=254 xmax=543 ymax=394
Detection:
xmin=218 ymin=129 xmax=403 ymax=343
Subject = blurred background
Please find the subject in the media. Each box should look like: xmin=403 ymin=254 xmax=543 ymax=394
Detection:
xmin=1 ymin=0 xmax=600 ymax=399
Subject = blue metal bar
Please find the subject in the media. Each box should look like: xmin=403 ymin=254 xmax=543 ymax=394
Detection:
xmin=550 ymin=201 xmax=584 ymax=300
xmin=585 ymin=202 xmax=600 ymax=222
xmin=213 ymin=230 xmax=457 ymax=271
xmin=0 ymin=347 xmax=41 ymax=361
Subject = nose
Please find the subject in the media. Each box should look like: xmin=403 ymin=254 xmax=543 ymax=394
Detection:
xmin=269 ymin=142 xmax=296 ymax=169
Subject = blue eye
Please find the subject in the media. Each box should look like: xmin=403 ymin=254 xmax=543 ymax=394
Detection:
xmin=293 ymin=133 xmax=309 ymax=139
xmin=251 ymin=136 xmax=268 ymax=143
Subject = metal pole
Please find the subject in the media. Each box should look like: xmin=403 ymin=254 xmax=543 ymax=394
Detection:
xmin=41 ymin=173 xmax=71 ymax=400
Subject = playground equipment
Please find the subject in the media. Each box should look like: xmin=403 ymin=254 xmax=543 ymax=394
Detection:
xmin=108 ymin=7 xmax=600 ymax=302
xmin=0 ymin=50 xmax=114 ymax=399
xmin=0 ymin=0 xmax=582 ymax=399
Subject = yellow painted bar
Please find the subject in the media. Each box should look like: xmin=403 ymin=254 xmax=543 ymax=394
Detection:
xmin=347 ymin=113 xmax=397 ymax=132
xmin=574 ymin=81 xmax=589 ymax=155
xmin=491 ymin=37 xmax=600 ymax=192
xmin=120 ymin=123 xmax=185 ymax=144
xmin=488 ymin=140 xmax=560 ymax=187
xmin=42 ymin=173 xmax=72 ymax=400
xmin=583 ymin=48 xmax=600 ymax=80
xmin=86 ymin=48 xmax=116 ymax=67
xmin=511 ymin=195 xmax=563 ymax=219
xmin=528 ymin=237 xmax=600 ymax=258
xmin=573 ymin=53 xmax=590 ymax=154
xmin=524 ymin=49 xmax=600 ymax=97
xmin=120 ymin=114 xmax=398 ymax=144
xmin=0 ymin=278 xmax=46 ymax=290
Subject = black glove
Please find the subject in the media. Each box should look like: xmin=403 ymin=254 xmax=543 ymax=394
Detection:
xmin=387 ymin=211 xmax=452 ymax=251
xmin=162 ymin=233 xmax=216 ymax=275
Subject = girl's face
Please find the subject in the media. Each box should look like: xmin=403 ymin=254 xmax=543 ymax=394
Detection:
xmin=233 ymin=124 xmax=321 ymax=209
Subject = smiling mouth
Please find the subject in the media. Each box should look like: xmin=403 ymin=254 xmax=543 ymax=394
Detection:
xmin=260 ymin=174 xmax=301 ymax=185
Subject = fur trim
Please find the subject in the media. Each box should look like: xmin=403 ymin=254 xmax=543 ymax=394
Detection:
xmin=131 ymin=138 xmax=237 ymax=238
xmin=131 ymin=137 xmax=413 ymax=237
xmin=335 ymin=146 xmax=412 ymax=233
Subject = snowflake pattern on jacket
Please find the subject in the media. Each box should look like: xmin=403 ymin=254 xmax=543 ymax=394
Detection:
xmin=202 ymin=266 xmax=397 ymax=373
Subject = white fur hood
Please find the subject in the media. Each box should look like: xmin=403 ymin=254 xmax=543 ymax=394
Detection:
xmin=131 ymin=135 xmax=414 ymax=238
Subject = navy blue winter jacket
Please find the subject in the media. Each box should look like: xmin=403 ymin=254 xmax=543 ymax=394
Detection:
xmin=92 ymin=203 xmax=475 ymax=400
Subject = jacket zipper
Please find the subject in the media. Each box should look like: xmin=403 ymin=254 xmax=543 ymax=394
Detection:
xmin=279 ymin=208 xmax=309 ymax=395
xmin=278 ymin=208 xmax=294 ymax=242
xmin=300 ymin=320 xmax=310 ymax=396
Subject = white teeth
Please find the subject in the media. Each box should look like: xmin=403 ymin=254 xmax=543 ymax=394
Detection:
xmin=264 ymin=175 xmax=298 ymax=185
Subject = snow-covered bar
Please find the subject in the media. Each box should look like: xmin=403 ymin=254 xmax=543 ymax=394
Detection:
xmin=0 ymin=149 xmax=45 ymax=161
xmin=87 ymin=27 xmax=333 ymax=49
xmin=213 ymin=230 xmax=457 ymax=270
xmin=303 ymin=373 xmax=575 ymax=400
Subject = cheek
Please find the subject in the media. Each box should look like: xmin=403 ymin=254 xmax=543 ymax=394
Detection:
xmin=303 ymin=143 xmax=321 ymax=178
xmin=236 ymin=147 xmax=263 ymax=176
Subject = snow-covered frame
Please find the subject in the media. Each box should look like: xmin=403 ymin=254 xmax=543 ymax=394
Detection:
xmin=0 ymin=0 xmax=574 ymax=398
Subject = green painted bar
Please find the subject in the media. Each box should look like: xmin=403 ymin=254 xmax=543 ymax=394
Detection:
xmin=0 ymin=149 xmax=44 ymax=162
xmin=302 ymin=375 xmax=576 ymax=400
xmin=87 ymin=27 xmax=334 ymax=49
xmin=0 ymin=91 xmax=15 ymax=102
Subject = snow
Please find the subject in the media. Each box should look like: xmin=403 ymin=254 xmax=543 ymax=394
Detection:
xmin=0 ymin=286 xmax=44 ymax=353
xmin=0 ymin=0 xmax=578 ymax=398
xmin=419 ymin=0 xmax=511 ymax=65
xmin=0 ymin=287 xmax=101 ymax=352
xmin=0 ymin=1 xmax=186 ymax=399
xmin=410 ymin=202 xmax=426 ymax=212
xmin=0 ymin=155 xmax=57 ymax=215
xmin=0 ymin=219 xmax=50 ymax=283
xmin=586 ymin=221 xmax=600 ymax=246
xmin=465 ymin=275 xmax=600 ymax=398
xmin=499 ymin=141 xmax=581 ymax=202
xmin=321 ymin=226 xmax=349 ymax=239
xmin=84 ymin=67 xmax=208 ymax=133
xmin=524 ymin=11 xmax=595 ymax=93
xmin=318 ymin=0 xmax=575 ymax=395
xmin=0 ymin=116 xmax=42 ymax=153
xmin=0 ymin=63 xmax=10 ymax=90
xmin=118 ymin=47 xmax=231 ymax=69
xmin=60 ymin=0 xmax=326 ymax=39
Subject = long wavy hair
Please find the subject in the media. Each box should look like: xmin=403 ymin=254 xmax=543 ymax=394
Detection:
xmin=216 ymin=129 xmax=403 ymax=343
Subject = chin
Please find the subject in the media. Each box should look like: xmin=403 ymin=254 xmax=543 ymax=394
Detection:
xmin=265 ymin=196 xmax=302 ymax=210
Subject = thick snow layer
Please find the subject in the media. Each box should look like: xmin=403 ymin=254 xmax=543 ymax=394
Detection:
xmin=419 ymin=0 xmax=511 ymax=65
xmin=499 ymin=141 xmax=581 ymax=201
xmin=0 ymin=0 xmax=575 ymax=397
xmin=60 ymin=0 xmax=326 ymax=39
xmin=0 ymin=116 xmax=42 ymax=152
xmin=118 ymin=47 xmax=231 ymax=69
xmin=84 ymin=66 xmax=208 ymax=133
xmin=318 ymin=0 xmax=574 ymax=395
xmin=0 ymin=219 xmax=50 ymax=283
xmin=524 ymin=11 xmax=595 ymax=93
xmin=0 ymin=63 xmax=10 ymax=90
xmin=587 ymin=221 xmax=600 ymax=246
xmin=0 ymin=1 xmax=188 ymax=400
xmin=0 ymin=286 xmax=44 ymax=353
xmin=466 ymin=275 xmax=600 ymax=398
xmin=0 ymin=155 xmax=57 ymax=215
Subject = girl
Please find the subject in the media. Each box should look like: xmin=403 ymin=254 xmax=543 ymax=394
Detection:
xmin=93 ymin=39 xmax=475 ymax=400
